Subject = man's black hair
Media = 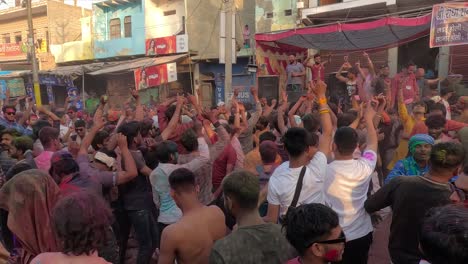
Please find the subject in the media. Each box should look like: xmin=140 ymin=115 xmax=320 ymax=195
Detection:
xmin=259 ymin=131 xmax=276 ymax=144
xmin=222 ymin=170 xmax=259 ymax=210
xmin=337 ymin=112 xmax=357 ymax=128
xmin=169 ymin=168 xmax=196 ymax=192
xmin=428 ymin=102 xmax=447 ymax=117
xmin=302 ymin=113 xmax=320 ymax=133
xmin=419 ymin=204 xmax=468 ymax=264
xmin=429 ymin=142 xmax=465 ymax=172
xmin=117 ymin=121 xmax=141 ymax=147
xmin=180 ymin=129 xmax=199 ymax=152
xmin=91 ymin=130 xmax=110 ymax=150
xmin=283 ymin=203 xmax=339 ymax=256
xmin=425 ymin=114 xmax=446 ymax=129
xmin=334 ymin=126 xmax=358 ymax=155
xmin=282 ymin=128 xmax=317 ymax=158
xmin=155 ymin=141 xmax=177 ymax=163
xmin=12 ymin=136 xmax=33 ymax=153
xmin=74 ymin=119 xmax=86 ymax=128
xmin=1 ymin=105 xmax=15 ymax=113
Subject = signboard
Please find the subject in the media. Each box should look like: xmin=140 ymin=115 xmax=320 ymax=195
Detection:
xmin=134 ymin=62 xmax=178 ymax=90
xmin=6 ymin=78 xmax=26 ymax=97
xmin=430 ymin=3 xmax=468 ymax=48
xmin=145 ymin=34 xmax=188 ymax=56
xmin=0 ymin=80 xmax=6 ymax=100
xmin=0 ymin=43 xmax=26 ymax=57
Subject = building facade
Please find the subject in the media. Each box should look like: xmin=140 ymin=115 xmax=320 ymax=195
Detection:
xmin=0 ymin=0 xmax=89 ymax=71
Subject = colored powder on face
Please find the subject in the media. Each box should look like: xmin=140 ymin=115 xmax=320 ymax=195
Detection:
xmin=324 ymin=249 xmax=340 ymax=262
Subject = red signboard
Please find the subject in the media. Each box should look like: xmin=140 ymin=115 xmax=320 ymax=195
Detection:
xmin=134 ymin=63 xmax=178 ymax=90
xmin=145 ymin=35 xmax=188 ymax=56
xmin=0 ymin=43 xmax=25 ymax=57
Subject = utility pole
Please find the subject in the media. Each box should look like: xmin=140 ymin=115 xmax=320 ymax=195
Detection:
xmin=223 ymin=0 xmax=232 ymax=104
xmin=26 ymin=0 xmax=41 ymax=106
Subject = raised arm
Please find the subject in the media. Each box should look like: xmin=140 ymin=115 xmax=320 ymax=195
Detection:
xmin=288 ymin=96 xmax=306 ymax=128
xmin=79 ymin=116 xmax=105 ymax=156
xmin=18 ymin=97 xmax=34 ymax=126
xmin=246 ymin=87 xmax=262 ymax=130
xmin=336 ymin=63 xmax=349 ymax=83
xmin=161 ymin=95 xmax=184 ymax=141
xmin=131 ymin=89 xmax=144 ymax=122
xmin=363 ymin=52 xmax=376 ymax=77
xmin=314 ymin=81 xmax=333 ymax=157
xmin=364 ymin=101 xmax=378 ymax=153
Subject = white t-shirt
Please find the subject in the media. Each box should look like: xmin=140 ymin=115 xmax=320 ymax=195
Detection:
xmin=323 ymin=150 xmax=377 ymax=241
xmin=267 ymin=151 xmax=327 ymax=216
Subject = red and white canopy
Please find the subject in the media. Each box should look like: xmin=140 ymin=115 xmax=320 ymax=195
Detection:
xmin=255 ymin=13 xmax=432 ymax=51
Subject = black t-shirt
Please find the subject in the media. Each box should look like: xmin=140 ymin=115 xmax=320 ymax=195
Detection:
xmin=365 ymin=176 xmax=452 ymax=264
xmin=117 ymin=150 xmax=153 ymax=210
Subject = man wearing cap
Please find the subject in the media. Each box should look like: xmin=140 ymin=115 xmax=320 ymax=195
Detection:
xmin=385 ymin=134 xmax=435 ymax=184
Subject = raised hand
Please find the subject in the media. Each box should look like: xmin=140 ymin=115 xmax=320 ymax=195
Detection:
xmin=116 ymin=133 xmax=128 ymax=149
xmin=131 ymin=89 xmax=139 ymax=100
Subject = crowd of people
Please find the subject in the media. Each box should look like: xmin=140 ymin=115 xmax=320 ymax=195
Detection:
xmin=0 ymin=51 xmax=467 ymax=264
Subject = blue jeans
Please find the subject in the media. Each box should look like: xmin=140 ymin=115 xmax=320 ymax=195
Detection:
xmin=114 ymin=209 xmax=158 ymax=264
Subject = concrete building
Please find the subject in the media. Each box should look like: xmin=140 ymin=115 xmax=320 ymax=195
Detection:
xmin=0 ymin=0 xmax=90 ymax=71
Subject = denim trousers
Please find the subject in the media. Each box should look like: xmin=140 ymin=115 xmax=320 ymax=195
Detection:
xmin=114 ymin=209 xmax=158 ymax=264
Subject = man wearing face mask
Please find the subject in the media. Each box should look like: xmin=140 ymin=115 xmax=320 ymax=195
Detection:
xmin=385 ymin=134 xmax=434 ymax=184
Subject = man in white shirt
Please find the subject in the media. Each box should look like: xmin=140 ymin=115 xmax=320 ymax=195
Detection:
xmin=265 ymin=80 xmax=333 ymax=223
xmin=323 ymin=102 xmax=378 ymax=264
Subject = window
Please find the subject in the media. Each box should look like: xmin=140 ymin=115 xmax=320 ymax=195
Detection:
xmin=163 ymin=10 xmax=176 ymax=16
xmin=266 ymin=12 xmax=273 ymax=19
xmin=284 ymin=9 xmax=292 ymax=16
xmin=2 ymin=33 xmax=10 ymax=44
xmin=14 ymin=32 xmax=22 ymax=43
xmin=109 ymin=18 xmax=121 ymax=39
xmin=124 ymin=16 xmax=132 ymax=38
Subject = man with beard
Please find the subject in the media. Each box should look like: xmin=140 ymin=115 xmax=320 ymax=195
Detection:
xmin=286 ymin=54 xmax=306 ymax=92
xmin=5 ymin=136 xmax=36 ymax=181
xmin=0 ymin=129 xmax=19 ymax=174
xmin=385 ymin=134 xmax=434 ymax=184
xmin=304 ymin=53 xmax=330 ymax=82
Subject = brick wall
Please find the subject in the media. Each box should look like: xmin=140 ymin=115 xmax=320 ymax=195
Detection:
xmin=47 ymin=0 xmax=91 ymax=45
xmin=0 ymin=1 xmax=90 ymax=70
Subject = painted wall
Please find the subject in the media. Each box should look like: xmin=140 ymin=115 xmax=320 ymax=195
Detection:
xmin=145 ymin=0 xmax=185 ymax=39
xmin=50 ymin=17 xmax=93 ymax=63
xmin=187 ymin=0 xmax=256 ymax=60
xmin=255 ymin=0 xmax=298 ymax=33
xmin=93 ymin=0 xmax=145 ymax=58
xmin=200 ymin=58 xmax=255 ymax=105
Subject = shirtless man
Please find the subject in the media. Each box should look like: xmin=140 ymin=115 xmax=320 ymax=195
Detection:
xmin=158 ymin=168 xmax=226 ymax=264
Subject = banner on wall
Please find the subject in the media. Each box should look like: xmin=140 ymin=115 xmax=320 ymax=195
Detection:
xmin=145 ymin=35 xmax=188 ymax=56
xmin=0 ymin=43 xmax=27 ymax=57
xmin=430 ymin=3 xmax=468 ymax=48
xmin=134 ymin=62 xmax=178 ymax=90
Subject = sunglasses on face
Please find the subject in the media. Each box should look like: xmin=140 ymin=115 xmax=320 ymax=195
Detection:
xmin=305 ymin=231 xmax=346 ymax=249
xmin=5 ymin=112 xmax=15 ymax=116
xmin=75 ymin=128 xmax=85 ymax=132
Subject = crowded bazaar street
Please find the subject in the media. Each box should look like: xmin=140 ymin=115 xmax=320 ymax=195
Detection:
xmin=0 ymin=0 xmax=467 ymax=264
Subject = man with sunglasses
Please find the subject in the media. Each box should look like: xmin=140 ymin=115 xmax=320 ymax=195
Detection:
xmin=284 ymin=203 xmax=345 ymax=264
xmin=0 ymin=105 xmax=28 ymax=135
